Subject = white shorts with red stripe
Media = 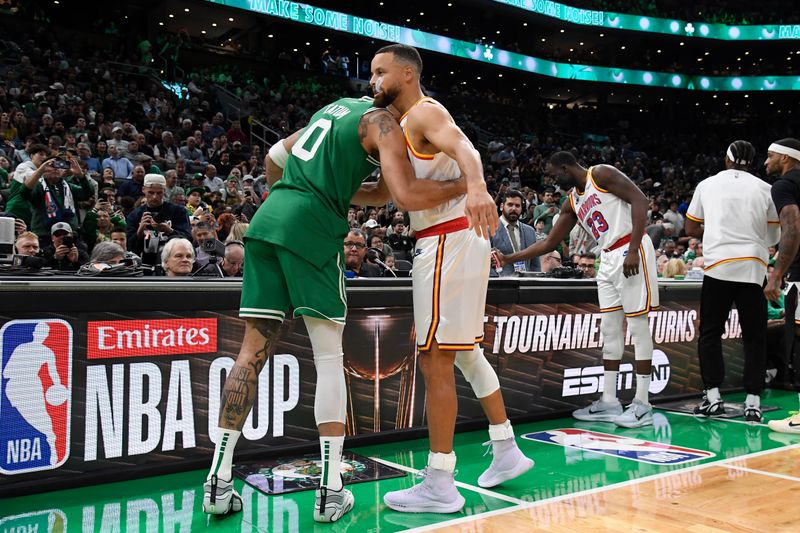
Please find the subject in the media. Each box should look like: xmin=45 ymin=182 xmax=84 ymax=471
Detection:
xmin=413 ymin=227 xmax=490 ymax=351
xmin=597 ymin=234 xmax=659 ymax=317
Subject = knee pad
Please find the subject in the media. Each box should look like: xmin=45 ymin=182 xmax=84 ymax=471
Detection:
xmin=627 ymin=315 xmax=654 ymax=361
xmin=600 ymin=310 xmax=624 ymax=361
xmin=455 ymin=346 xmax=500 ymax=399
xmin=303 ymin=317 xmax=347 ymax=425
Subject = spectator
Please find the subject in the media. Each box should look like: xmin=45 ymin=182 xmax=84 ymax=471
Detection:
xmin=161 ymin=237 xmax=194 ymax=277
xmin=232 ymin=185 xmax=259 ymax=221
xmin=4 ymin=143 xmax=49 ymax=225
xmin=110 ymin=226 xmax=128 ymax=251
xmin=102 ymin=144 xmax=133 ymax=179
xmin=77 ymin=142 xmax=101 ymax=176
xmin=106 ymin=126 xmax=129 ymax=153
xmin=82 ymin=201 xmax=126 ymax=250
xmin=491 ymin=189 xmax=540 ymax=275
xmin=646 ymin=221 xmax=675 ymax=250
xmin=532 ymin=187 xmax=558 ymax=234
xmin=386 ymin=220 xmax=414 ymax=261
xmin=117 ymin=165 xmax=146 ymax=201
xmin=21 ymin=154 xmax=94 ymax=241
xmin=226 ymin=120 xmax=246 ymax=145
xmin=88 ymin=241 xmax=125 ymax=265
xmin=540 ymin=250 xmax=562 ymax=274
xmin=179 ymin=136 xmax=207 ymax=173
xmin=221 ymin=240 xmax=244 ymax=277
xmin=663 ymin=200 xmax=685 ymax=235
xmin=154 ymin=131 xmax=179 ymax=170
xmin=126 ymin=174 xmax=191 ymax=255
xmin=226 ymin=222 xmax=249 ymax=242
xmin=14 ymin=231 xmax=40 ymax=256
xmin=203 ymin=164 xmax=224 ymax=193
xmin=43 ymin=221 xmax=89 ymax=271
xmin=344 ymin=229 xmax=382 ymax=277
xmin=577 ymin=252 xmax=597 ymax=278
xmin=192 ymin=221 xmax=226 ymax=268
xmin=662 ymin=258 xmax=688 ymax=279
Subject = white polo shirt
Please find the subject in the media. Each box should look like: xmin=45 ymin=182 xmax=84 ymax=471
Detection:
xmin=687 ymin=169 xmax=780 ymax=285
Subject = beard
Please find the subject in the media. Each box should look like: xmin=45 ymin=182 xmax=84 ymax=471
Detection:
xmin=504 ymin=211 xmax=520 ymax=223
xmin=373 ymin=84 xmax=400 ymax=108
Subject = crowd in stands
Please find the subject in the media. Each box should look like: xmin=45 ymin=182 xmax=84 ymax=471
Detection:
xmin=0 ymin=17 xmax=788 ymax=286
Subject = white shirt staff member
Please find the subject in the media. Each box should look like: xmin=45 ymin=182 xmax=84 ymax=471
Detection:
xmin=685 ymin=140 xmax=780 ymax=423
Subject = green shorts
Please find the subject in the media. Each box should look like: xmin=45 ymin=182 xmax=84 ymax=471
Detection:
xmin=240 ymin=238 xmax=347 ymax=324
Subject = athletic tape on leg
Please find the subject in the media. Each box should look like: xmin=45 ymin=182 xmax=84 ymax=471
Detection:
xmin=428 ymin=451 xmax=457 ymax=472
xmin=455 ymin=346 xmax=500 ymax=398
xmin=304 ymin=316 xmax=347 ymax=425
xmin=601 ymin=310 xmax=624 ymax=361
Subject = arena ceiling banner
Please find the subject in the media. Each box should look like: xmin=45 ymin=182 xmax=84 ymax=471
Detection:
xmin=205 ymin=1 xmax=800 ymax=91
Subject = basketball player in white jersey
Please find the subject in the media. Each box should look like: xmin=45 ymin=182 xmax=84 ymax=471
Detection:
xmin=496 ymin=151 xmax=659 ymax=428
xmin=369 ymin=44 xmax=533 ymax=514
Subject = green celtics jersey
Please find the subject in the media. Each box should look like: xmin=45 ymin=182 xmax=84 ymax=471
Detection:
xmin=247 ymin=97 xmax=381 ymax=267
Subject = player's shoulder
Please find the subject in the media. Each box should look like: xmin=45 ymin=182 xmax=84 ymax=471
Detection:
xmin=408 ymin=97 xmax=450 ymax=120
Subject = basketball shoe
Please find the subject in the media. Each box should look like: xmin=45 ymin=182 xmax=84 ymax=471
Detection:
xmin=613 ymin=399 xmax=654 ymax=428
xmin=477 ymin=439 xmax=534 ymax=488
xmin=384 ymin=468 xmax=465 ymax=513
xmin=314 ymin=479 xmax=354 ymax=523
xmin=768 ymin=411 xmax=800 ymax=434
xmin=572 ymin=399 xmax=623 ymax=422
xmin=203 ymin=475 xmax=243 ymax=515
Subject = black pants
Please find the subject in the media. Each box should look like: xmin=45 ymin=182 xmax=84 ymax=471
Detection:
xmin=783 ymin=284 xmax=800 ymax=391
xmin=698 ymin=275 xmax=767 ymax=395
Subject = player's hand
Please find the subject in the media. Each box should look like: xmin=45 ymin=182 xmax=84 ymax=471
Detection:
xmin=492 ymin=248 xmax=508 ymax=267
xmin=622 ymin=251 xmax=640 ymax=278
xmin=764 ymin=274 xmax=783 ymax=302
xmin=465 ymin=185 xmax=498 ymax=239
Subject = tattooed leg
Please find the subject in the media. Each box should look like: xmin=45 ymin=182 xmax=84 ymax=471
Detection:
xmin=219 ymin=318 xmax=282 ymax=430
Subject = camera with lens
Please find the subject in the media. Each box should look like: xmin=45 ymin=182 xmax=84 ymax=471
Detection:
xmin=61 ymin=235 xmax=74 ymax=248
xmin=547 ymin=261 xmax=584 ymax=279
xmin=201 ymin=239 xmax=218 ymax=254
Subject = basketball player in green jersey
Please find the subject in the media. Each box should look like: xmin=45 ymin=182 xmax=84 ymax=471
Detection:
xmin=203 ymin=96 xmax=471 ymax=523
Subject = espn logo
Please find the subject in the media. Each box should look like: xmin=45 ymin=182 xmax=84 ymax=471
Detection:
xmin=562 ymin=350 xmax=670 ymax=397
xmin=87 ymin=319 xmax=217 ymax=359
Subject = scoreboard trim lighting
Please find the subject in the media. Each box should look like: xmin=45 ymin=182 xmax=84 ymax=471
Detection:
xmin=205 ymin=0 xmax=800 ymax=91
xmin=491 ymin=0 xmax=800 ymax=41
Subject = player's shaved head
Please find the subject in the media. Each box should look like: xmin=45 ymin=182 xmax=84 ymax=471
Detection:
xmin=375 ymin=44 xmax=423 ymax=75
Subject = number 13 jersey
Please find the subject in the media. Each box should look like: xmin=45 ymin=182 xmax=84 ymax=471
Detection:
xmin=569 ymin=166 xmax=632 ymax=251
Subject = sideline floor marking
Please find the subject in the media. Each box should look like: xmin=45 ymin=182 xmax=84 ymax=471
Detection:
xmin=400 ymin=442 xmax=800 ymax=532
xmin=370 ymin=457 xmax=528 ymax=506
xmin=659 ymin=409 xmax=769 ymax=427
xmin=722 ymin=463 xmax=800 ymax=484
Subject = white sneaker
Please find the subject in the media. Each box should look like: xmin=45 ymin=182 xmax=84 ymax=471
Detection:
xmin=573 ymin=399 xmax=623 ymax=422
xmin=203 ymin=475 xmax=243 ymax=515
xmin=477 ymin=439 xmax=534 ymax=488
xmin=384 ymin=468 xmax=465 ymax=513
xmin=613 ymin=399 xmax=654 ymax=428
xmin=314 ymin=481 xmax=355 ymax=523
xmin=768 ymin=411 xmax=800 ymax=434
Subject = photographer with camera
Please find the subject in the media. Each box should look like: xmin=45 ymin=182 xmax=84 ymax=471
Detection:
xmin=21 ymin=152 xmax=94 ymax=243
xmin=191 ymin=220 xmax=226 ymax=275
xmin=43 ymin=221 xmax=89 ymax=271
xmin=126 ymin=174 xmax=191 ymax=257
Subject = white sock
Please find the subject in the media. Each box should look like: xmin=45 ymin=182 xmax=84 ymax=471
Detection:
xmin=207 ymin=428 xmax=241 ymax=482
xmin=602 ymin=371 xmax=618 ymax=403
xmin=635 ymin=374 xmax=651 ymax=404
xmin=319 ymin=436 xmax=344 ymax=491
xmin=488 ymin=419 xmax=514 ymax=441
xmin=707 ymin=387 xmax=721 ymax=403
xmin=746 ymin=394 xmax=760 ymax=408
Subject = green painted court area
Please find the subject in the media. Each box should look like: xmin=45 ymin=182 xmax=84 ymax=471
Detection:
xmin=3 ymin=389 xmax=799 ymax=533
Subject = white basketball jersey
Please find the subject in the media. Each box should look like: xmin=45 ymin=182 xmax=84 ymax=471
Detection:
xmin=569 ymin=166 xmax=632 ymax=250
xmin=399 ymin=97 xmax=466 ymax=231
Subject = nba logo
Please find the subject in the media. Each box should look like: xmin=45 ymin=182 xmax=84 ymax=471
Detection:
xmin=0 ymin=319 xmax=72 ymax=474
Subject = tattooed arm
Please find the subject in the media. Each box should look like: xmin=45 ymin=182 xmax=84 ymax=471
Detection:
xmin=219 ymin=319 xmax=282 ymax=430
xmin=358 ymin=109 xmax=466 ymax=211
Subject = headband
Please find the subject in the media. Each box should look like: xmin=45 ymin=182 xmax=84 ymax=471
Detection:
xmin=769 ymin=142 xmax=800 ymax=162
xmin=726 ymin=146 xmax=749 ymax=166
